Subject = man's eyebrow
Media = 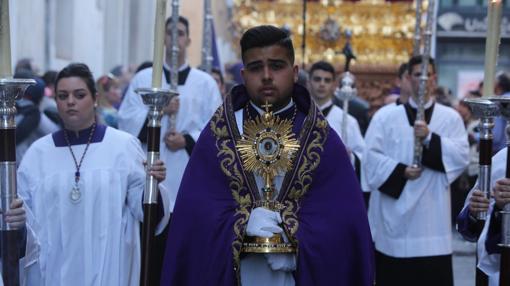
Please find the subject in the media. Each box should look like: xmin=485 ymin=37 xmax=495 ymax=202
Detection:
xmin=245 ymin=60 xmax=263 ymax=67
xmin=267 ymin=59 xmax=287 ymax=64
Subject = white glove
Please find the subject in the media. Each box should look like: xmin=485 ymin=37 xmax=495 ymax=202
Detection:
xmin=265 ymin=253 xmax=297 ymax=272
xmin=246 ymin=207 xmax=283 ymax=238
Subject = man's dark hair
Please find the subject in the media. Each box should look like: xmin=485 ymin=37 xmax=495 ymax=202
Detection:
xmin=211 ymin=68 xmax=224 ymax=85
xmin=407 ymin=55 xmax=436 ymax=75
xmin=165 ymin=16 xmax=190 ymax=36
xmin=398 ymin=63 xmax=408 ymax=79
xmin=309 ymin=61 xmax=335 ymax=78
xmin=55 ymin=63 xmax=97 ymax=98
xmin=15 ymin=58 xmax=35 ymax=75
xmin=496 ymin=72 xmax=510 ymax=93
xmin=240 ymin=25 xmax=294 ymax=64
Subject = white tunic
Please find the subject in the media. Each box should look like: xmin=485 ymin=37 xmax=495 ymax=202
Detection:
xmin=17 ymin=127 xmax=170 ymax=286
xmin=363 ymin=101 xmax=469 ymax=257
xmin=322 ymin=103 xmax=366 ymax=190
xmin=118 ymin=65 xmax=222 ymax=211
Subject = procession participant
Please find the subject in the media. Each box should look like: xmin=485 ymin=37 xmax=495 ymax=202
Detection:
xmin=160 ymin=25 xmax=374 ymax=286
xmin=457 ymin=147 xmax=508 ymax=286
xmin=117 ymin=16 xmax=222 ymax=283
xmin=307 ymin=60 xmax=365 ymax=178
xmin=118 ymin=15 xmax=222 ymax=211
xmin=18 ymin=63 xmax=171 ymax=286
xmin=363 ymin=55 xmax=469 ymax=286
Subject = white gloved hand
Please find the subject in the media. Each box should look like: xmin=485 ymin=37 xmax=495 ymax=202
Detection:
xmin=264 ymin=253 xmax=297 ymax=272
xmin=246 ymin=207 xmax=283 ymax=238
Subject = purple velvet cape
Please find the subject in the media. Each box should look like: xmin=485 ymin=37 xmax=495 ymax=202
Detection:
xmin=160 ymin=84 xmax=374 ymax=285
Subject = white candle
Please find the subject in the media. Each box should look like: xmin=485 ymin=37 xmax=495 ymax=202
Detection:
xmin=151 ymin=0 xmax=167 ymax=88
xmin=482 ymin=0 xmax=503 ymax=98
xmin=0 ymin=0 xmax=12 ymax=78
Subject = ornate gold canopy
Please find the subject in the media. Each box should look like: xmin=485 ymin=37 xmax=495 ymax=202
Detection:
xmin=231 ymin=0 xmax=416 ymax=68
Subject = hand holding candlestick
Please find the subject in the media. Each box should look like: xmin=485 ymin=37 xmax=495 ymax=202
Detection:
xmin=412 ymin=0 xmax=434 ymax=168
xmin=0 ymin=78 xmax=35 ymax=286
xmin=139 ymin=1 xmax=179 ymax=285
xmin=488 ymin=97 xmax=510 ymax=286
xmin=463 ymin=98 xmax=499 ymax=221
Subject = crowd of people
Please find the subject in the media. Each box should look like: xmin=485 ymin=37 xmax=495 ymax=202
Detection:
xmin=3 ymin=15 xmax=510 ymax=286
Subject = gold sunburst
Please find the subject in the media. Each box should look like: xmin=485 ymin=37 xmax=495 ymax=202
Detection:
xmin=236 ymin=108 xmax=300 ymax=179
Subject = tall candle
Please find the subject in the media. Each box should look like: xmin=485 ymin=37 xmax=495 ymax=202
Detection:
xmin=0 ymin=0 xmax=12 ymax=78
xmin=482 ymin=0 xmax=503 ymax=98
xmin=151 ymin=0 xmax=167 ymax=88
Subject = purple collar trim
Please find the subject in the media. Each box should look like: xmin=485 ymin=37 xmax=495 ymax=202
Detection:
xmin=52 ymin=124 xmax=107 ymax=147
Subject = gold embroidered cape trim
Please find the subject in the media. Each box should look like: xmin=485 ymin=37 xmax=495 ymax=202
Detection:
xmin=209 ymin=93 xmax=329 ymax=284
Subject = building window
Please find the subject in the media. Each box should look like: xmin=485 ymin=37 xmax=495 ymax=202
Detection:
xmin=457 ymin=0 xmax=478 ymax=6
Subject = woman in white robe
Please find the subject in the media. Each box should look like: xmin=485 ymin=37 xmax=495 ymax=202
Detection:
xmin=17 ymin=63 xmax=170 ymax=286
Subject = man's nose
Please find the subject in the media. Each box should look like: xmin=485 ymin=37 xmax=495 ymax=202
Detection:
xmin=262 ymin=66 xmax=272 ymax=80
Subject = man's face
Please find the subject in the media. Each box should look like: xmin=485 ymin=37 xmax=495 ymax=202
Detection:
xmin=165 ymin=22 xmax=190 ymax=59
xmin=399 ymin=74 xmax=412 ymax=103
xmin=407 ymin=63 xmax=437 ymax=102
xmin=241 ymin=45 xmax=298 ymax=110
xmin=308 ymin=69 xmax=335 ymax=102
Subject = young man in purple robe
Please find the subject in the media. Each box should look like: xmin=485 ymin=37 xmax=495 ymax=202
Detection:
xmin=160 ymin=25 xmax=374 ymax=286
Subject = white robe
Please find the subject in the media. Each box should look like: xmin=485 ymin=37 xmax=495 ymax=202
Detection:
xmin=322 ymin=104 xmax=366 ymax=190
xmin=118 ymin=65 xmax=222 ymax=211
xmin=17 ymin=127 xmax=171 ymax=286
xmin=462 ymin=147 xmax=508 ymax=285
xmin=235 ymin=103 xmax=295 ymax=286
xmin=363 ymin=101 xmax=469 ymax=257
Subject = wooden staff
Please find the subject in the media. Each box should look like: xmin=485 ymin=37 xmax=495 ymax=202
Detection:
xmin=139 ymin=0 xmax=175 ymax=285
xmin=1 ymin=1 xmax=35 ymax=285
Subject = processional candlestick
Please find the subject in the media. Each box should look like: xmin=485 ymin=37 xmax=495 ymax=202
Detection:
xmin=1 ymin=1 xmax=36 ymax=286
xmin=138 ymin=1 xmax=178 ymax=285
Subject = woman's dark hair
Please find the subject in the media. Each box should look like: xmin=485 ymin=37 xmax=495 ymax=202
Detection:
xmin=55 ymin=63 xmax=97 ymax=98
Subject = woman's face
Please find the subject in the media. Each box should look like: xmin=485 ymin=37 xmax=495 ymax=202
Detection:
xmin=105 ymin=83 xmax=122 ymax=106
xmin=55 ymin=77 xmax=97 ymax=131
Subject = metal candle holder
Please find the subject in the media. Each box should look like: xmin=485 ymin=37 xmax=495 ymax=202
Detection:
xmin=464 ymin=98 xmax=500 ymax=220
xmin=136 ymin=87 xmax=177 ymax=286
xmin=0 ymin=78 xmax=35 ymax=286
xmin=335 ymin=72 xmax=357 ymax=145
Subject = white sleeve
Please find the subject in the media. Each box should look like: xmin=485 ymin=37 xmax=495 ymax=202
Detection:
xmin=439 ymin=112 xmax=470 ymax=184
xmin=362 ymin=113 xmax=400 ymax=191
xmin=118 ymin=70 xmax=150 ymax=136
xmin=125 ymin=136 xmax=171 ymax=235
xmin=189 ymin=76 xmax=222 ymax=141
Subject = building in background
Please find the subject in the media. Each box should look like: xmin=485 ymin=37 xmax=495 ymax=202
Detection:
xmin=436 ymin=0 xmax=510 ymax=98
xmin=8 ymin=0 xmax=237 ymax=77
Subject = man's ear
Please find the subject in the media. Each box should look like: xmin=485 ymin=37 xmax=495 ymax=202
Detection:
xmin=241 ymin=67 xmax=246 ymax=82
xmin=293 ymin=65 xmax=299 ymax=83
